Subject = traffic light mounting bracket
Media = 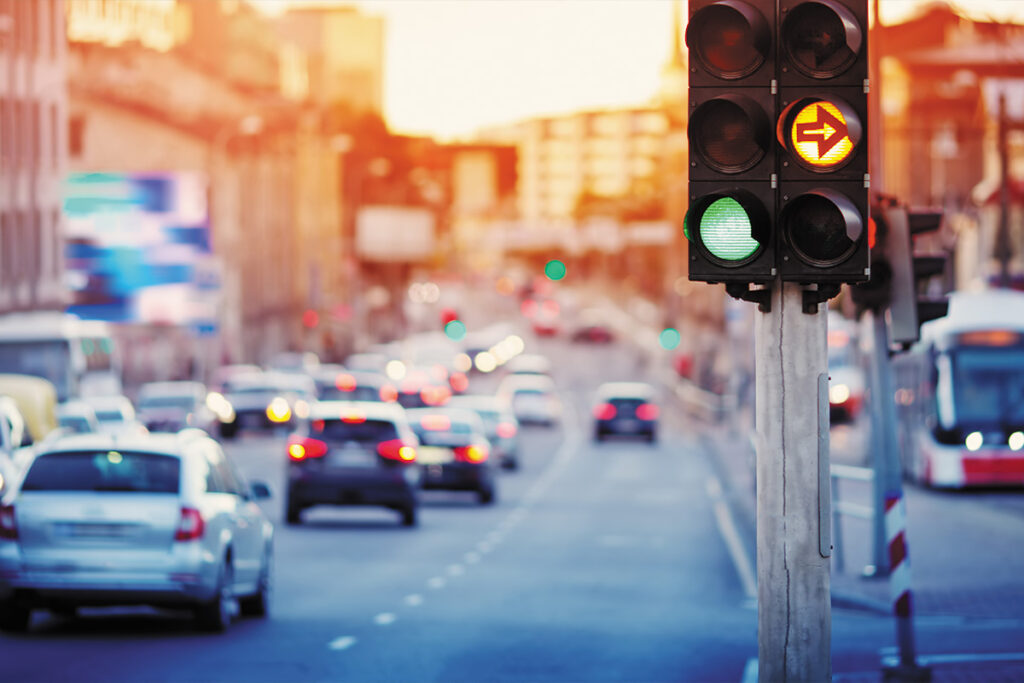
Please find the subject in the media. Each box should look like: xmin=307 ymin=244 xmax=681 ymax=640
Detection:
xmin=726 ymin=283 xmax=773 ymax=312
xmin=802 ymin=284 xmax=841 ymax=314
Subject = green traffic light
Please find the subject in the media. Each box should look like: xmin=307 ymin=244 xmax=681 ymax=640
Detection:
xmin=659 ymin=328 xmax=681 ymax=350
xmin=544 ymin=259 xmax=567 ymax=281
xmin=444 ymin=320 xmax=467 ymax=341
xmin=700 ymin=197 xmax=760 ymax=261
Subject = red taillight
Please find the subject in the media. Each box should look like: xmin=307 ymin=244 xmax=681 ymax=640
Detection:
xmin=377 ymin=439 xmax=417 ymax=462
xmin=288 ymin=435 xmax=328 ymax=461
xmin=341 ymin=412 xmax=367 ymax=424
xmin=0 ymin=505 xmax=17 ymax=540
xmin=455 ymin=444 xmax=489 ymax=464
xmin=496 ymin=422 xmax=517 ymax=439
xmin=174 ymin=507 xmax=205 ymax=542
xmin=335 ymin=373 xmax=357 ymax=392
xmin=636 ymin=403 xmax=660 ymax=420
xmin=379 ymin=384 xmax=399 ymax=402
xmin=449 ymin=372 xmax=469 ymax=394
xmin=594 ymin=403 xmax=616 ymax=420
xmin=421 ymin=385 xmax=451 ymax=406
xmin=521 ymin=299 xmax=538 ymax=318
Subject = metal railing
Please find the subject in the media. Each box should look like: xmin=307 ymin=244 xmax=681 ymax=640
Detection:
xmin=830 ymin=463 xmax=875 ymax=575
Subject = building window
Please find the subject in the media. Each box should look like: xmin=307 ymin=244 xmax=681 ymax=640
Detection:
xmin=69 ymin=114 xmax=85 ymax=159
xmin=32 ymin=101 xmax=41 ymax=166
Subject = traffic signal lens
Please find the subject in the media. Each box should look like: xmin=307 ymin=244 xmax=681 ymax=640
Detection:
xmin=783 ymin=191 xmax=862 ymax=266
xmin=691 ymin=97 xmax=768 ymax=173
xmin=782 ymin=1 xmax=862 ymax=79
xmin=688 ymin=3 xmax=769 ymax=79
xmin=700 ymin=197 xmax=760 ymax=261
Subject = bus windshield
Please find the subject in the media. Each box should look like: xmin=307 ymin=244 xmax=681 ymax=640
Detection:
xmin=948 ymin=347 xmax=1024 ymax=428
xmin=0 ymin=341 xmax=72 ymax=399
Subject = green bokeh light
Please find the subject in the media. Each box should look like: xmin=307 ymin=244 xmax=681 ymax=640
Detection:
xmin=444 ymin=320 xmax=467 ymax=341
xmin=659 ymin=328 xmax=681 ymax=350
xmin=544 ymin=259 xmax=567 ymax=281
xmin=700 ymin=197 xmax=759 ymax=261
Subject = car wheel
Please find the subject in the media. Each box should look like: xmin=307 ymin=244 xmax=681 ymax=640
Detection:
xmin=478 ymin=486 xmax=496 ymax=505
xmin=239 ymin=550 xmax=271 ymax=618
xmin=594 ymin=431 xmax=604 ymax=442
xmin=646 ymin=431 xmax=657 ymax=444
xmin=0 ymin=602 xmax=31 ymax=633
xmin=401 ymin=506 xmax=418 ymax=527
xmin=219 ymin=422 xmax=238 ymax=439
xmin=195 ymin=561 xmax=234 ymax=632
xmin=501 ymin=457 xmax=519 ymax=471
xmin=285 ymin=497 xmax=303 ymax=525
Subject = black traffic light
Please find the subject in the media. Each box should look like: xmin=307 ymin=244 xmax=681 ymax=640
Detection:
xmin=849 ymin=200 xmax=894 ymax=313
xmin=887 ymin=207 xmax=949 ymax=346
xmin=684 ymin=0 xmax=776 ymax=290
xmin=775 ymin=0 xmax=870 ymax=287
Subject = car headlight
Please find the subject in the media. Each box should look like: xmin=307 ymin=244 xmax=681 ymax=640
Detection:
xmin=266 ymin=397 xmax=292 ymax=423
xmin=829 ymin=384 xmax=850 ymax=405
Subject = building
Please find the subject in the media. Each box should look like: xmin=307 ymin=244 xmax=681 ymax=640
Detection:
xmin=275 ymin=6 xmax=385 ymax=114
xmin=0 ymin=0 xmax=67 ymax=315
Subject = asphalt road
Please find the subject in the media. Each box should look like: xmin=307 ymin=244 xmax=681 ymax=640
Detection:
xmin=4 ymin=331 xmax=1024 ymax=682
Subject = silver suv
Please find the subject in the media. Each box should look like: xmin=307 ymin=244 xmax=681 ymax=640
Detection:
xmin=0 ymin=430 xmax=273 ymax=633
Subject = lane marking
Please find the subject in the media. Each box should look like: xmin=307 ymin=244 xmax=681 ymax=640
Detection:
xmin=373 ymin=612 xmax=397 ymax=626
xmin=328 ymin=636 xmax=357 ymax=651
xmin=706 ymin=476 xmax=757 ymax=599
xmin=404 ymin=594 xmax=424 ymax=607
xmin=741 ymin=658 xmax=758 ymax=683
xmin=464 ymin=551 xmax=481 ymax=564
xmin=477 ymin=540 xmax=494 ymax=553
xmin=427 ymin=576 xmax=446 ymax=590
xmin=447 ymin=564 xmax=465 ymax=577
xmin=881 ymin=652 xmax=1024 ymax=667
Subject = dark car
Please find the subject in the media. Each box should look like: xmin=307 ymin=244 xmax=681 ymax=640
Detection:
xmin=396 ymin=366 xmax=452 ymax=409
xmin=447 ymin=395 xmax=520 ymax=470
xmin=406 ymin=407 xmax=496 ymax=504
xmin=593 ymin=382 xmax=659 ymax=443
xmin=217 ymin=372 xmax=314 ymax=439
xmin=313 ymin=369 xmax=399 ymax=404
xmin=571 ymin=323 xmax=615 ymax=344
xmin=284 ymin=402 xmax=420 ymax=526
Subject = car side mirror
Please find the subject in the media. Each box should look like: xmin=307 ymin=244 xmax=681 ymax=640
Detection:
xmin=250 ymin=481 xmax=272 ymax=500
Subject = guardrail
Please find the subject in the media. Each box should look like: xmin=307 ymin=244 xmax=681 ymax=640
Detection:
xmin=830 ymin=463 xmax=875 ymax=575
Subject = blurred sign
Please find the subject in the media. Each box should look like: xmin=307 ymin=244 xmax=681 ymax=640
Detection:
xmin=64 ymin=172 xmax=219 ymax=327
xmin=356 ymin=206 xmax=435 ymax=262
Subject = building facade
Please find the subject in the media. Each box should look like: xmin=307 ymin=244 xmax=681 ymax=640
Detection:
xmin=0 ymin=0 xmax=67 ymax=314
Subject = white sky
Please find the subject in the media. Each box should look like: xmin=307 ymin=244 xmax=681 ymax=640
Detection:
xmin=250 ymin=1 xmax=1024 ymax=140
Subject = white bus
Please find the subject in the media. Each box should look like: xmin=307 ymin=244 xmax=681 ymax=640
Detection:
xmin=892 ymin=289 xmax=1024 ymax=488
xmin=0 ymin=312 xmax=121 ymax=403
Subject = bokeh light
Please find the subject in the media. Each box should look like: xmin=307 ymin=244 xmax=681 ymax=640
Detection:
xmin=544 ymin=259 xmax=567 ymax=281
xmin=659 ymin=328 xmax=681 ymax=350
xmin=445 ymin=319 xmax=467 ymax=341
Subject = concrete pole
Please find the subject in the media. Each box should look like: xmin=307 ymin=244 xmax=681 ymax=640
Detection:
xmin=866 ymin=310 xmax=893 ymax=575
xmin=756 ymin=282 xmax=831 ymax=682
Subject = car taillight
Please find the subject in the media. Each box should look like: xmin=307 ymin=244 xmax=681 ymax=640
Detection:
xmin=636 ymin=403 xmax=660 ymax=420
xmin=0 ymin=505 xmax=17 ymax=540
xmin=496 ymin=422 xmax=517 ymax=439
xmin=174 ymin=507 xmax=205 ymax=542
xmin=377 ymin=439 xmax=417 ymax=462
xmin=449 ymin=372 xmax=469 ymax=394
xmin=335 ymin=373 xmax=357 ymax=392
xmin=594 ymin=403 xmax=616 ymax=420
xmin=421 ymin=385 xmax=451 ymax=406
xmin=288 ymin=436 xmax=328 ymax=461
xmin=379 ymin=384 xmax=399 ymax=402
xmin=455 ymin=444 xmax=489 ymax=464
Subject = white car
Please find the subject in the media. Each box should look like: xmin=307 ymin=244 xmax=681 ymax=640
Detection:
xmin=498 ymin=375 xmax=561 ymax=426
xmin=80 ymin=395 xmax=148 ymax=437
xmin=136 ymin=381 xmax=218 ymax=434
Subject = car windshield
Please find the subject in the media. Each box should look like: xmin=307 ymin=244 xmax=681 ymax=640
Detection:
xmin=139 ymin=395 xmax=196 ymax=409
xmin=21 ymin=451 xmax=180 ymax=493
xmin=319 ymin=386 xmax=381 ymax=402
xmin=94 ymin=409 xmax=126 ymax=422
xmin=948 ymin=347 xmax=1024 ymax=427
xmin=315 ymin=418 xmax=399 ymax=444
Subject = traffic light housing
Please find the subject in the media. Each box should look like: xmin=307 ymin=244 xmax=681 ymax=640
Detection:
xmin=849 ymin=200 xmax=894 ymax=313
xmin=775 ymin=0 xmax=869 ymax=286
xmin=684 ymin=0 xmax=870 ymax=309
xmin=685 ymin=0 xmax=776 ymax=289
xmin=886 ymin=207 xmax=949 ymax=346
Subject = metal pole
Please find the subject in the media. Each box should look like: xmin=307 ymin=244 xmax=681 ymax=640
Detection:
xmin=996 ymin=93 xmax=1012 ymax=288
xmin=865 ymin=310 xmax=892 ymax=575
xmin=756 ymin=282 xmax=831 ymax=682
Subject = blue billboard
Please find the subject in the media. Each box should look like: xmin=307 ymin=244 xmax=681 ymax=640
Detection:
xmin=64 ymin=172 xmax=219 ymax=330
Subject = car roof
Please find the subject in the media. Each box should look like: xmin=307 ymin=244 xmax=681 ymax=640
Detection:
xmin=81 ymin=395 xmax=133 ymax=409
xmin=138 ymin=381 xmax=206 ymax=396
xmin=405 ymin=406 xmax=486 ymax=429
xmin=500 ymin=374 xmax=555 ymax=391
xmin=34 ymin=430 xmax=211 ymax=458
xmin=596 ymin=382 xmax=656 ymax=399
xmin=56 ymin=401 xmax=97 ymax=417
xmin=310 ymin=400 xmax=407 ymax=421
xmin=447 ymin=395 xmax=509 ymax=411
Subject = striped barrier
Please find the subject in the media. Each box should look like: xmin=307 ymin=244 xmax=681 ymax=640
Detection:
xmin=885 ymin=494 xmax=913 ymax=618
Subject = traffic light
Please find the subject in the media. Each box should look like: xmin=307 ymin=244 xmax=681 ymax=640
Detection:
xmin=775 ymin=0 xmax=869 ymax=287
xmin=684 ymin=0 xmax=776 ymax=289
xmin=849 ymin=200 xmax=894 ymax=313
xmin=886 ymin=207 xmax=949 ymax=346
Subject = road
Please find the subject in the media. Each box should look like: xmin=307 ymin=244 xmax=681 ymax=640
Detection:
xmin=4 ymin=331 xmax=1024 ymax=682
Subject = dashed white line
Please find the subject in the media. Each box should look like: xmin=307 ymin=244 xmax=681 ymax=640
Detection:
xmin=477 ymin=540 xmax=494 ymax=553
xmin=464 ymin=551 xmax=482 ymax=564
xmin=446 ymin=563 xmax=465 ymax=577
xmin=404 ymin=594 xmax=424 ymax=607
xmin=373 ymin=612 xmax=397 ymax=626
xmin=706 ymin=476 xmax=757 ymax=600
xmin=427 ymin=576 xmax=446 ymax=590
xmin=328 ymin=636 xmax=357 ymax=651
